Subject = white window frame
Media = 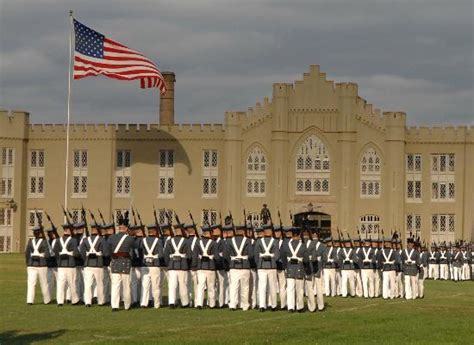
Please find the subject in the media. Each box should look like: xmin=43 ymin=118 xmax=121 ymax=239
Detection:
xmin=202 ymin=150 xmax=218 ymax=198
xmin=72 ymin=150 xmax=88 ymax=198
xmin=0 ymin=207 xmax=13 ymax=253
xmin=248 ymin=212 xmax=262 ymax=227
xmin=406 ymin=213 xmax=422 ymax=238
xmin=246 ymin=147 xmax=267 ymax=197
xmin=406 ymin=154 xmax=422 ymax=202
xmin=29 ymin=150 xmax=45 ymax=198
xmin=115 ymin=150 xmax=131 ymax=198
xmin=359 ymin=214 xmax=380 ymax=237
xmin=360 ymin=148 xmax=381 ymax=199
xmin=431 ymin=154 xmax=455 ymax=202
xmin=158 ymin=150 xmax=175 ymax=199
xmin=1 ymin=148 xmax=15 ymax=198
xmin=295 ymin=135 xmax=330 ymax=195
xmin=157 ymin=208 xmax=175 ymax=224
xmin=431 ymin=213 xmax=455 ymax=243
xmin=28 ymin=209 xmax=44 ymax=234
xmin=201 ymin=209 xmax=218 ymax=226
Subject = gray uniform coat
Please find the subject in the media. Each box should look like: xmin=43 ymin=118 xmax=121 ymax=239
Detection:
xmin=55 ymin=236 xmax=79 ymax=267
xmin=254 ymin=237 xmax=280 ymax=270
xmin=25 ymin=238 xmax=50 ymax=267
xmin=282 ymin=239 xmax=308 ymax=280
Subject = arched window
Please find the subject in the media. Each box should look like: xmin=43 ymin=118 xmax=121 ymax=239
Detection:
xmin=246 ymin=147 xmax=266 ymax=197
xmin=360 ymin=148 xmax=381 ymax=198
xmin=295 ymin=135 xmax=330 ymax=195
xmin=359 ymin=214 xmax=380 ymax=237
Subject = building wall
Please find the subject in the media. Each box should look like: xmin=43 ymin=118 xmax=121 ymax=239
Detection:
xmin=0 ymin=65 xmax=473 ymax=252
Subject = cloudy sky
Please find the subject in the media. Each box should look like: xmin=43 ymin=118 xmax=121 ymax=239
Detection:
xmin=0 ymin=0 xmax=473 ymax=126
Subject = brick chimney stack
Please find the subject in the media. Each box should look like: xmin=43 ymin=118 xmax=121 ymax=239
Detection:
xmin=159 ymin=71 xmax=176 ymax=125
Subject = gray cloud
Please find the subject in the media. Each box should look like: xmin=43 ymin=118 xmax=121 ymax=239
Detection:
xmin=0 ymin=0 xmax=472 ymax=125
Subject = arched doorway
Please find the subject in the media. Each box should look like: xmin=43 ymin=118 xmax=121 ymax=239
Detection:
xmin=293 ymin=211 xmax=331 ymax=239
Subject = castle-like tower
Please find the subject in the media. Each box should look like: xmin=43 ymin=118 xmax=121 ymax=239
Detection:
xmin=0 ymin=65 xmax=473 ymax=252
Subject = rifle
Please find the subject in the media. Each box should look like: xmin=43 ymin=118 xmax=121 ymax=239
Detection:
xmin=165 ymin=209 xmax=173 ymax=226
xmin=88 ymin=210 xmax=100 ymax=234
xmin=289 ymin=211 xmax=294 ymax=226
xmin=97 ymin=209 xmax=107 ymax=225
xmin=336 ymin=226 xmax=342 ymax=243
xmin=81 ymin=203 xmax=89 ymax=236
xmin=44 ymin=211 xmax=56 ymax=232
xmin=174 ymin=212 xmax=181 ymax=226
xmin=131 ymin=207 xmax=138 ymax=226
xmin=356 ymin=226 xmax=362 ymax=241
xmin=243 ymin=209 xmax=247 ymax=227
xmin=62 ymin=205 xmax=73 ymax=227
xmin=219 ymin=211 xmax=223 ymax=226
xmin=277 ymin=209 xmax=283 ymax=229
xmin=34 ymin=208 xmax=45 ymax=239
xmin=228 ymin=211 xmax=234 ymax=228
xmin=136 ymin=209 xmax=145 ymax=237
xmin=153 ymin=205 xmax=163 ymax=236
xmin=188 ymin=210 xmax=197 ymax=227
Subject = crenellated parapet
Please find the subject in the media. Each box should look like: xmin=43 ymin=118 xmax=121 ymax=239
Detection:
xmin=405 ymin=125 xmax=473 ymax=144
xmin=0 ymin=109 xmax=30 ymax=139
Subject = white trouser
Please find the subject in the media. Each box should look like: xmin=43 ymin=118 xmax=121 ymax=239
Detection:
xmin=418 ymin=269 xmax=426 ymax=298
xmin=287 ymin=278 xmax=304 ymax=311
xmin=189 ymin=270 xmax=198 ymax=306
xmin=250 ymin=269 xmax=258 ymax=308
xmin=354 ymin=269 xmax=363 ymax=297
xmin=47 ymin=267 xmax=57 ymax=298
xmin=336 ymin=271 xmax=342 ymax=295
xmin=141 ymin=266 xmax=161 ymax=308
xmin=382 ymin=271 xmax=396 ymax=299
xmin=229 ymin=269 xmax=250 ymax=310
xmin=111 ymin=272 xmax=131 ymax=309
xmin=313 ymin=275 xmax=325 ymax=310
xmin=27 ymin=266 xmax=51 ymax=304
xmin=404 ymin=275 xmax=418 ymax=299
xmin=449 ymin=264 xmax=454 ymax=280
xmin=216 ymin=270 xmax=228 ymax=307
xmin=277 ymin=270 xmax=287 ymax=308
xmin=341 ymin=270 xmax=355 ymax=297
xmin=304 ymin=277 xmax=316 ymax=312
xmin=258 ymin=269 xmax=278 ymax=309
xmin=439 ymin=264 xmax=449 ymax=280
xmin=83 ymin=267 xmax=105 ymax=305
xmin=131 ymin=267 xmax=142 ymax=304
xmin=461 ymin=264 xmax=470 ymax=280
xmin=196 ymin=270 xmax=216 ymax=308
xmin=429 ymin=264 xmax=439 ymax=280
xmin=361 ymin=269 xmax=374 ymax=298
xmin=374 ymin=270 xmax=382 ymax=297
xmin=168 ymin=270 xmax=189 ymax=306
xmin=57 ymin=267 xmax=79 ymax=304
xmin=324 ymin=268 xmax=336 ymax=297
xmin=453 ymin=266 xmax=461 ymax=281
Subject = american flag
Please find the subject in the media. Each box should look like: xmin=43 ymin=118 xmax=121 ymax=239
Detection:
xmin=73 ymin=19 xmax=166 ymax=94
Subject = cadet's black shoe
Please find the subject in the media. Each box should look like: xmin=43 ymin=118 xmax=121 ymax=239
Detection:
xmin=259 ymin=308 xmax=265 ymax=312
xmin=66 ymin=299 xmax=71 ymax=304
xmin=230 ymin=308 xmax=236 ymax=311
xmin=85 ymin=304 xmax=91 ymax=308
xmin=112 ymin=308 xmax=118 ymax=312
xmin=181 ymin=304 xmax=189 ymax=308
xmin=169 ymin=304 xmax=176 ymax=309
xmin=57 ymin=304 xmax=63 ymax=307
xmin=271 ymin=308 xmax=277 ymax=312
xmin=196 ymin=306 xmax=202 ymax=310
xmin=297 ymin=309 xmax=304 ymax=313
xmin=27 ymin=303 xmax=33 ymax=306
xmin=318 ymin=307 xmax=326 ymax=312
xmin=288 ymin=309 xmax=295 ymax=313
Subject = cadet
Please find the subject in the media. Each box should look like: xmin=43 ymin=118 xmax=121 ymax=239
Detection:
xmin=55 ymin=223 xmax=80 ymax=306
xmin=247 ymin=225 xmax=259 ymax=309
xmin=274 ymin=225 xmax=287 ymax=310
xmin=185 ymin=223 xmax=199 ymax=307
xmin=80 ymin=221 xmax=106 ymax=307
xmin=378 ymin=237 xmax=401 ymax=300
xmin=460 ymin=245 xmax=470 ymax=280
xmin=339 ymin=238 xmax=356 ymax=298
xmin=374 ymin=239 xmax=383 ymax=297
xmin=215 ymin=224 xmax=230 ymax=308
xmin=353 ymin=239 xmax=363 ymax=297
xmin=100 ymin=222 xmax=115 ymax=304
xmin=164 ymin=222 xmax=191 ymax=308
xmin=282 ymin=227 xmax=307 ymax=312
xmin=438 ymin=243 xmax=450 ymax=280
xmin=107 ymin=212 xmax=136 ymax=311
xmin=401 ymin=237 xmax=420 ymax=299
xmin=225 ymin=224 xmax=252 ymax=311
xmin=46 ymin=226 xmax=59 ymax=299
xmin=72 ymin=221 xmax=88 ymax=302
xmin=193 ymin=225 xmax=219 ymax=309
xmin=359 ymin=238 xmax=375 ymax=298
xmin=255 ymin=224 xmax=279 ymax=311
xmin=311 ymin=229 xmax=325 ymax=311
xmin=322 ymin=237 xmax=338 ymax=297
xmin=26 ymin=225 xmax=51 ymax=305
xmin=301 ymin=228 xmax=315 ymax=312
xmin=130 ymin=224 xmax=145 ymax=306
xmin=451 ymin=244 xmax=463 ymax=281
xmin=419 ymin=242 xmax=428 ymax=298
xmin=428 ymin=243 xmax=440 ymax=280
xmin=140 ymin=224 xmax=164 ymax=308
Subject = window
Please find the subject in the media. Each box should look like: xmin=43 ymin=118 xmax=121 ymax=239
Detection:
xmin=406 ymin=154 xmax=422 ymax=202
xmin=360 ymin=148 xmax=381 ymax=198
xmin=202 ymin=209 xmax=218 ymax=226
xmin=295 ymin=135 xmax=330 ymax=195
xmin=72 ymin=150 xmax=88 ymax=197
xmin=246 ymin=147 xmax=266 ymax=197
xmin=159 ymin=150 xmax=174 ymax=198
xmin=1 ymin=148 xmax=14 ymax=197
xmin=248 ymin=212 xmax=262 ymax=227
xmin=29 ymin=150 xmax=45 ymax=197
xmin=69 ymin=209 xmax=85 ymax=224
xmin=113 ymin=209 xmax=130 ymax=228
xmin=115 ymin=150 xmax=131 ymax=197
xmin=157 ymin=209 xmax=175 ymax=224
xmin=0 ymin=207 xmax=13 ymax=253
xmin=202 ymin=150 xmax=218 ymax=198
xmin=28 ymin=209 xmax=44 ymax=230
xmin=431 ymin=154 xmax=455 ymax=202
xmin=406 ymin=213 xmax=421 ymax=238
xmin=359 ymin=215 xmax=380 ymax=237
xmin=431 ymin=213 xmax=455 ymax=243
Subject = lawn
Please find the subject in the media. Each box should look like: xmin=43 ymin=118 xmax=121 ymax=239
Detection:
xmin=1 ymin=254 xmax=473 ymax=344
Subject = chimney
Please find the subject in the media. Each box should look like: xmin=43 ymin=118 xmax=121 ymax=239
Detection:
xmin=159 ymin=71 xmax=176 ymax=125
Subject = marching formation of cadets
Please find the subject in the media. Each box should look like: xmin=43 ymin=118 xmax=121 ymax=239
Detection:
xmin=25 ymin=206 xmax=474 ymax=313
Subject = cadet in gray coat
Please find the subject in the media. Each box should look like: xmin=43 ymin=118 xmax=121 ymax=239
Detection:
xmin=25 ymin=225 xmax=51 ymax=305
xmin=55 ymin=224 xmax=80 ymax=306
xmin=140 ymin=224 xmax=164 ymax=308
xmin=311 ymin=229 xmax=326 ymax=311
xmin=377 ymin=238 xmax=401 ymax=299
xmin=401 ymin=237 xmax=420 ymax=299
xmin=338 ymin=239 xmax=357 ymax=298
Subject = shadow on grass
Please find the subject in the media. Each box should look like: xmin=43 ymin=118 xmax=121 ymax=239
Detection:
xmin=0 ymin=329 xmax=66 ymax=344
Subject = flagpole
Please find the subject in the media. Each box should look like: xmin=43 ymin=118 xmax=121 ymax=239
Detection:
xmin=64 ymin=10 xmax=74 ymax=212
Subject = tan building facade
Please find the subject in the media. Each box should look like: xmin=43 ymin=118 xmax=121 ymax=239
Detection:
xmin=1 ymin=65 xmax=473 ymax=253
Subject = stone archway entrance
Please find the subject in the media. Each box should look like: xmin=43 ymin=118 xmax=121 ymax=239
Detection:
xmin=293 ymin=211 xmax=331 ymax=238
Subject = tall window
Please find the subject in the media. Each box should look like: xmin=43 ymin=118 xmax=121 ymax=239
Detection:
xmin=360 ymin=148 xmax=381 ymax=198
xmin=359 ymin=214 xmax=380 ymax=237
xmin=29 ymin=150 xmax=45 ymax=198
xmin=157 ymin=209 xmax=175 ymax=224
xmin=0 ymin=207 xmax=13 ymax=253
xmin=295 ymin=135 xmax=330 ymax=195
xmin=431 ymin=154 xmax=455 ymax=202
xmin=159 ymin=150 xmax=174 ymax=198
xmin=28 ymin=209 xmax=43 ymax=232
xmin=1 ymin=148 xmax=14 ymax=197
xmin=431 ymin=213 xmax=455 ymax=243
xmin=70 ymin=209 xmax=85 ymax=224
xmin=202 ymin=150 xmax=218 ymax=198
xmin=113 ymin=209 xmax=130 ymax=228
xmin=246 ymin=147 xmax=266 ymax=197
xmin=406 ymin=213 xmax=422 ymax=238
xmin=202 ymin=209 xmax=218 ymax=226
xmin=115 ymin=150 xmax=131 ymax=197
xmin=406 ymin=154 xmax=422 ymax=202
xmin=72 ymin=150 xmax=88 ymax=197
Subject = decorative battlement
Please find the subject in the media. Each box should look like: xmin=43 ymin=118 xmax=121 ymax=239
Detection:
xmin=406 ymin=125 xmax=473 ymax=143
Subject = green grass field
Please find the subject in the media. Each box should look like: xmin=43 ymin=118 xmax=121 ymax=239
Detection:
xmin=1 ymin=254 xmax=473 ymax=345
